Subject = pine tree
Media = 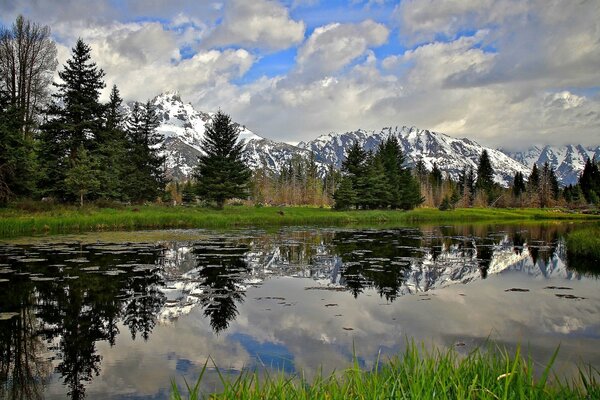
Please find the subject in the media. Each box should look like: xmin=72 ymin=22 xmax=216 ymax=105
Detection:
xmin=193 ymin=111 xmax=251 ymax=209
xmin=333 ymin=176 xmax=356 ymax=210
xmin=38 ymin=38 xmax=105 ymax=199
xmin=64 ymin=146 xmax=99 ymax=206
xmin=579 ymin=157 xmax=600 ymax=203
xmin=512 ymin=171 xmax=525 ymax=198
xmin=97 ymin=85 xmax=128 ymax=199
xmin=124 ymin=101 xmax=165 ymax=202
xmin=342 ymin=141 xmax=368 ymax=208
xmin=181 ymin=180 xmax=196 ymax=204
xmin=0 ymin=91 xmax=37 ymax=202
xmin=475 ymin=150 xmax=494 ymax=193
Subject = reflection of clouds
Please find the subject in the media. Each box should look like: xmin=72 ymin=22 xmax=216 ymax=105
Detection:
xmin=86 ymin=270 xmax=600 ymax=397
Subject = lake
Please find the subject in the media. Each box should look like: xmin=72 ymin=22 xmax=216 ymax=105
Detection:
xmin=1 ymin=223 xmax=599 ymax=399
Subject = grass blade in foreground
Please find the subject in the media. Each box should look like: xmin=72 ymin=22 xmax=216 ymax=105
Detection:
xmin=170 ymin=342 xmax=599 ymax=399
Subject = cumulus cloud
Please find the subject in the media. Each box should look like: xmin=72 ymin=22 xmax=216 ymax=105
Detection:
xmin=203 ymin=0 xmax=305 ymax=51
xmin=3 ymin=0 xmax=599 ymax=149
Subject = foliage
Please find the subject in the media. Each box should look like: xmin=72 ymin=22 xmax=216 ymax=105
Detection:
xmin=335 ymin=137 xmax=422 ymax=210
xmin=171 ymin=342 xmax=599 ymax=400
xmin=64 ymin=146 xmax=100 ymax=206
xmin=38 ymin=38 xmax=105 ymax=199
xmin=123 ymin=101 xmax=165 ymax=202
xmin=194 ymin=111 xmax=251 ymax=209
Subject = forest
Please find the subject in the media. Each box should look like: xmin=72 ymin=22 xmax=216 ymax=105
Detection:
xmin=1 ymin=15 xmax=600 ymax=212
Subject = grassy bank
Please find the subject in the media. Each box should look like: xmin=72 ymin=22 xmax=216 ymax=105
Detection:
xmin=0 ymin=205 xmax=598 ymax=238
xmin=171 ymin=343 xmax=598 ymax=400
xmin=567 ymin=227 xmax=600 ymax=260
xmin=566 ymin=227 xmax=600 ymax=274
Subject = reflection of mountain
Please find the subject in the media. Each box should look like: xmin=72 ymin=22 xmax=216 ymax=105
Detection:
xmin=156 ymin=225 xmax=581 ymax=323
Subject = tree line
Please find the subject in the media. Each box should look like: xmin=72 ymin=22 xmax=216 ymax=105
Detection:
xmin=1 ymin=15 xmax=599 ymax=211
xmin=0 ymin=17 xmax=165 ymax=205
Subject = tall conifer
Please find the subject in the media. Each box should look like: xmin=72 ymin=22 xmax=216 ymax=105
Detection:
xmin=193 ymin=111 xmax=251 ymax=209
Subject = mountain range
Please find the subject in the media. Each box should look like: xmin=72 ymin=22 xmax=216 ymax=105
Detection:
xmin=134 ymin=92 xmax=597 ymax=187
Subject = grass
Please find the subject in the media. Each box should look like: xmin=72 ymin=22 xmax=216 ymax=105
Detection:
xmin=566 ymin=226 xmax=600 ymax=275
xmin=567 ymin=227 xmax=600 ymax=260
xmin=0 ymin=204 xmax=599 ymax=238
xmin=170 ymin=342 xmax=599 ymax=400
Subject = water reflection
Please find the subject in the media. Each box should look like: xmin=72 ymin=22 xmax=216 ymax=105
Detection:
xmin=0 ymin=243 xmax=166 ymax=399
xmin=0 ymin=223 xmax=597 ymax=398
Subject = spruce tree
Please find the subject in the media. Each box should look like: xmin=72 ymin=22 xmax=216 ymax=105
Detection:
xmin=193 ymin=111 xmax=251 ymax=209
xmin=64 ymin=146 xmax=100 ymax=206
xmin=39 ymin=38 xmax=105 ymax=199
xmin=97 ymin=85 xmax=128 ymax=199
xmin=333 ymin=176 xmax=356 ymax=210
xmin=124 ymin=101 xmax=165 ymax=202
xmin=475 ymin=150 xmax=494 ymax=192
xmin=0 ymin=92 xmax=37 ymax=202
xmin=579 ymin=157 xmax=600 ymax=203
xmin=342 ymin=141 xmax=368 ymax=208
xmin=512 ymin=171 xmax=525 ymax=198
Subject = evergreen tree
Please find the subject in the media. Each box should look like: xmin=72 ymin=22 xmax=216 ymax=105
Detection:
xmin=96 ymin=85 xmax=128 ymax=199
xmin=475 ymin=150 xmax=494 ymax=193
xmin=527 ymin=163 xmax=540 ymax=192
xmin=342 ymin=142 xmax=368 ymax=208
xmin=38 ymin=38 xmax=105 ymax=199
xmin=124 ymin=101 xmax=165 ymax=202
xmin=333 ymin=176 xmax=356 ymax=210
xmin=579 ymin=157 xmax=600 ymax=203
xmin=193 ymin=111 xmax=251 ymax=209
xmin=512 ymin=171 xmax=526 ymax=198
xmin=365 ymin=153 xmax=391 ymax=208
xmin=0 ymin=92 xmax=37 ymax=202
xmin=64 ymin=146 xmax=100 ymax=206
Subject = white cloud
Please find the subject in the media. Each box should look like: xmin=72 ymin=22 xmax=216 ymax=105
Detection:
xmin=203 ymin=0 xmax=305 ymax=51
xmin=296 ymin=19 xmax=389 ymax=78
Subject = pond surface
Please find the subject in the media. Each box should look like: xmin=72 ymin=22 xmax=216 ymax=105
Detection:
xmin=0 ymin=223 xmax=599 ymax=399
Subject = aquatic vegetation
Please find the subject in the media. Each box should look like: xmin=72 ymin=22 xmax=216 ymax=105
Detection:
xmin=171 ymin=342 xmax=599 ymax=400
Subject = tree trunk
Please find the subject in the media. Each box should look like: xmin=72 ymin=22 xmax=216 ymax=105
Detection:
xmin=80 ymin=192 xmax=84 ymax=207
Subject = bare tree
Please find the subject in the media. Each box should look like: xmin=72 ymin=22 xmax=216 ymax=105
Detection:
xmin=0 ymin=15 xmax=57 ymax=137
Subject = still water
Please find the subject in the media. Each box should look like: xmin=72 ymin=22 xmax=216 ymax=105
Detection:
xmin=0 ymin=223 xmax=599 ymax=399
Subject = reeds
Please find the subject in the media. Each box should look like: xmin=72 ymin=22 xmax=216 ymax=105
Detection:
xmin=171 ymin=342 xmax=599 ymax=399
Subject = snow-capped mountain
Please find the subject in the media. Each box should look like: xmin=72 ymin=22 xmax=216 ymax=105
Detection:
xmin=500 ymin=145 xmax=600 ymax=186
xmin=129 ymin=92 xmax=596 ymax=186
xmin=299 ymin=126 xmax=531 ymax=187
xmin=135 ymin=92 xmax=322 ymax=180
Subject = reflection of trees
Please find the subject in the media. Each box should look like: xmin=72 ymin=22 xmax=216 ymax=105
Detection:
xmin=123 ymin=268 xmax=166 ymax=341
xmin=0 ymin=243 xmax=166 ymax=399
xmin=332 ymin=230 xmax=420 ymax=302
xmin=193 ymin=242 xmax=250 ymax=333
xmin=0 ymin=280 xmax=51 ymax=400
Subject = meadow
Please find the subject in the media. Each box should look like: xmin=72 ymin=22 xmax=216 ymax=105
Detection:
xmin=0 ymin=204 xmax=598 ymax=238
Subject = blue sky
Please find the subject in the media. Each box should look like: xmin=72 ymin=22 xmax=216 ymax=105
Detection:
xmin=1 ymin=0 xmax=599 ymax=148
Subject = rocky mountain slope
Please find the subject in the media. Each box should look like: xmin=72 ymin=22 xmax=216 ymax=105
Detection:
xmin=500 ymin=145 xmax=600 ymax=186
xmin=299 ymin=126 xmax=530 ymax=186
xmin=135 ymin=92 xmax=321 ymax=180
xmin=130 ymin=92 xmax=596 ymax=186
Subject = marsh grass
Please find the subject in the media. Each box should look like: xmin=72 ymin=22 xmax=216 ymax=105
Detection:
xmin=0 ymin=205 xmax=598 ymax=238
xmin=170 ymin=342 xmax=599 ymax=400
xmin=566 ymin=226 xmax=600 ymax=275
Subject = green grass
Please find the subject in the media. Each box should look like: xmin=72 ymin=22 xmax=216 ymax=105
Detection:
xmin=171 ymin=342 xmax=599 ymax=400
xmin=567 ymin=227 xmax=600 ymax=260
xmin=566 ymin=226 xmax=600 ymax=275
xmin=0 ymin=205 xmax=598 ymax=238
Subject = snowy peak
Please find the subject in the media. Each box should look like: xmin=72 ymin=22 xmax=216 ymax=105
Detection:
xmin=501 ymin=145 xmax=600 ymax=185
xmin=133 ymin=93 xmax=322 ymax=180
xmin=300 ymin=126 xmax=530 ymax=187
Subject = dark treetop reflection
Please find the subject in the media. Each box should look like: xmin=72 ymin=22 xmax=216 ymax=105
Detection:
xmin=0 ymin=223 xmax=595 ymax=399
